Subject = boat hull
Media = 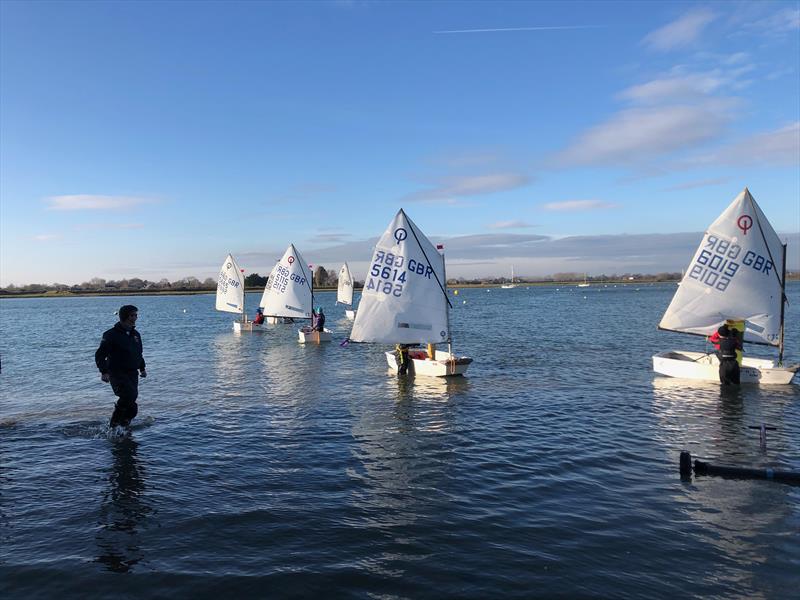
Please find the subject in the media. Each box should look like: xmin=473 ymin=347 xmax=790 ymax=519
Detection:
xmin=385 ymin=349 xmax=472 ymax=377
xmin=298 ymin=328 xmax=333 ymax=343
xmin=345 ymin=309 xmax=356 ymax=320
xmin=652 ymin=351 xmax=798 ymax=385
xmin=266 ymin=316 xmax=295 ymax=324
xmin=233 ymin=320 xmax=265 ymax=333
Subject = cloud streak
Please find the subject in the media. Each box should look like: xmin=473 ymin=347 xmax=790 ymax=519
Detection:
xmin=541 ymin=200 xmax=618 ymax=212
xmin=404 ymin=173 xmax=531 ymax=203
xmin=664 ymin=177 xmax=730 ymax=192
xmin=488 ymin=220 xmax=537 ymax=229
xmin=434 ymin=25 xmax=603 ymax=34
xmin=642 ymin=8 xmax=716 ymax=52
xmin=554 ymin=103 xmax=732 ymax=167
xmin=683 ymin=122 xmax=800 ymax=168
xmin=46 ymin=195 xmax=154 ymax=211
xmin=74 ymin=222 xmax=145 ymax=230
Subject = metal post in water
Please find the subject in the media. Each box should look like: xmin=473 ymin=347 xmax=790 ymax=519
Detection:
xmin=748 ymin=424 xmax=776 ymax=451
xmin=679 ymin=451 xmax=692 ymax=478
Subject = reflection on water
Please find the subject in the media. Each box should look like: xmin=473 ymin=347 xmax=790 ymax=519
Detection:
xmin=651 ymin=376 xmax=797 ymax=581
xmin=347 ymin=371 xmax=468 ymax=545
xmin=95 ymin=438 xmax=150 ymax=573
xmin=212 ymin=333 xmax=249 ymax=398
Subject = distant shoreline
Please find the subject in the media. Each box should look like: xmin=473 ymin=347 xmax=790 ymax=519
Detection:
xmin=3 ymin=276 xmax=797 ymax=300
xmin=0 ymin=280 xmax=672 ymax=300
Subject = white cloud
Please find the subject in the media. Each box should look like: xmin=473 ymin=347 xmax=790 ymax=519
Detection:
xmin=739 ymin=6 xmax=800 ymax=36
xmin=404 ymin=173 xmax=531 ymax=203
xmin=488 ymin=220 xmax=536 ymax=229
xmin=555 ymin=103 xmax=732 ymax=167
xmin=689 ymin=122 xmax=800 ymax=167
xmin=618 ymin=73 xmax=726 ymax=104
xmin=45 ymin=195 xmax=153 ymax=211
xmin=541 ymin=200 xmax=618 ymax=212
xmin=643 ymin=8 xmax=717 ymax=52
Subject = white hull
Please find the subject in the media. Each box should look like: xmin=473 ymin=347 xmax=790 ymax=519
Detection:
xmin=652 ymin=351 xmax=798 ymax=385
xmin=501 ymin=284 xmax=517 ymax=289
xmin=233 ymin=320 xmax=265 ymax=333
xmin=298 ymin=327 xmax=333 ymax=343
xmin=345 ymin=309 xmax=356 ymax=320
xmin=385 ymin=349 xmax=472 ymax=377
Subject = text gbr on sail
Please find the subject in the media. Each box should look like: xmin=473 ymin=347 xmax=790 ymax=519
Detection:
xmin=691 ymin=234 xmax=774 ymax=291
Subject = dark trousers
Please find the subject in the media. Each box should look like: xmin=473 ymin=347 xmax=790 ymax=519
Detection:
xmin=719 ymin=359 xmax=741 ymax=385
xmin=109 ymin=371 xmax=139 ymax=427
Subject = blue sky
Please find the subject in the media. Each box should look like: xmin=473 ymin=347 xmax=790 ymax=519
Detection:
xmin=1 ymin=0 xmax=798 ymax=285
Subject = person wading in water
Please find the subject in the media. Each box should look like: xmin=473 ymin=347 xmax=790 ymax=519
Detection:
xmin=711 ymin=324 xmax=742 ymax=385
xmin=95 ymin=305 xmax=147 ymax=428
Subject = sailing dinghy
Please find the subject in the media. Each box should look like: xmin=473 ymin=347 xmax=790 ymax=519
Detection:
xmin=653 ymin=188 xmax=798 ymax=385
xmin=350 ymin=209 xmax=472 ymax=377
xmin=337 ymin=262 xmax=356 ymax=320
xmin=260 ymin=244 xmax=331 ymax=342
xmin=216 ymin=254 xmax=262 ymax=333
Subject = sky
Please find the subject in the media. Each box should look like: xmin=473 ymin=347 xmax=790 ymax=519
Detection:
xmin=1 ymin=0 xmax=798 ymax=286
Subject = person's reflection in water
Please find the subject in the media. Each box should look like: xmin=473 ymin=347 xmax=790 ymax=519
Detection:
xmin=95 ymin=437 xmax=150 ymax=573
xmin=718 ymin=385 xmax=746 ymax=455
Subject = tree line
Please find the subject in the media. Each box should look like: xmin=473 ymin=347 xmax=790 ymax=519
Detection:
xmin=2 ymin=269 xmax=798 ymax=296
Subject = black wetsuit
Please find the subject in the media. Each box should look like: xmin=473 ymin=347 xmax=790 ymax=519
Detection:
xmin=396 ymin=345 xmax=410 ymax=375
xmin=95 ymin=323 xmax=146 ymax=427
xmin=717 ymin=336 xmax=740 ymax=385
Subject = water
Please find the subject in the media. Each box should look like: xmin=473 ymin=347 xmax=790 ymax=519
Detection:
xmin=1 ymin=284 xmax=798 ymax=598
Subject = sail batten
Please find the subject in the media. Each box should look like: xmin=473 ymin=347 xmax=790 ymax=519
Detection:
xmin=350 ymin=210 xmax=449 ymax=344
xmin=216 ymin=254 xmax=245 ymax=315
xmin=659 ymin=189 xmax=785 ymax=346
xmin=259 ymin=244 xmax=313 ymax=319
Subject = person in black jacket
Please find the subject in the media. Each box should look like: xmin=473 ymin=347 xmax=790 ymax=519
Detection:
xmin=715 ymin=325 xmax=742 ymax=385
xmin=95 ymin=305 xmax=147 ymax=428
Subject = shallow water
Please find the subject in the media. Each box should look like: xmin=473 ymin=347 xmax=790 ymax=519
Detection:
xmin=1 ymin=284 xmax=798 ymax=598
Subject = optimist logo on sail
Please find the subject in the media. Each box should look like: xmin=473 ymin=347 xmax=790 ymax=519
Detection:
xmin=737 ymin=214 xmax=753 ymax=235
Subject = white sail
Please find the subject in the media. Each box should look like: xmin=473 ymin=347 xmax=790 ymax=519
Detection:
xmin=259 ymin=244 xmax=313 ymax=319
xmin=216 ymin=254 xmax=245 ymax=315
xmin=259 ymin=262 xmax=279 ymax=309
xmin=337 ymin=262 xmax=354 ymax=306
xmin=351 ymin=209 xmax=450 ymax=344
xmin=659 ymin=188 xmax=785 ymax=346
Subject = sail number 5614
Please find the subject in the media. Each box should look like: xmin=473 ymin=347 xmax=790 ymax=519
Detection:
xmin=368 ymin=251 xmax=407 ymax=297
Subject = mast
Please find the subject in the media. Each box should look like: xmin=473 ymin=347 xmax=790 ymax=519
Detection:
xmin=241 ymin=267 xmax=246 ymax=322
xmin=441 ymin=243 xmax=452 ymax=353
xmin=779 ymin=243 xmax=787 ymax=365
